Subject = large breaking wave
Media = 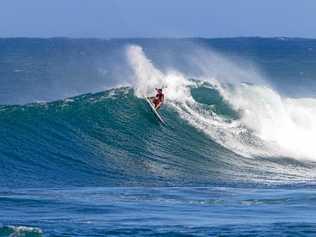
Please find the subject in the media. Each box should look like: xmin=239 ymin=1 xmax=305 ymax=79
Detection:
xmin=128 ymin=45 xmax=316 ymax=161
xmin=1 ymin=42 xmax=316 ymax=188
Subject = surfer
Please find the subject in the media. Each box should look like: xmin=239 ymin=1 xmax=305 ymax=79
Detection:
xmin=150 ymin=88 xmax=164 ymax=110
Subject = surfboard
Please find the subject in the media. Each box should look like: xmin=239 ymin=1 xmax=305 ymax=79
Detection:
xmin=145 ymin=97 xmax=165 ymax=124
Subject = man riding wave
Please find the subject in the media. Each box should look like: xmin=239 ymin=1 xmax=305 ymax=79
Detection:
xmin=149 ymin=88 xmax=164 ymax=110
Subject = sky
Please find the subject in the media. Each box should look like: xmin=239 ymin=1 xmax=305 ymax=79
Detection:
xmin=1 ymin=0 xmax=316 ymax=38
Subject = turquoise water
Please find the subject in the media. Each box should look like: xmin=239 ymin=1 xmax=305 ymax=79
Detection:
xmin=1 ymin=38 xmax=316 ymax=236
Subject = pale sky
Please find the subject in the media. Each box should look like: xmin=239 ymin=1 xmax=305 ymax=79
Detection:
xmin=1 ymin=0 xmax=316 ymax=38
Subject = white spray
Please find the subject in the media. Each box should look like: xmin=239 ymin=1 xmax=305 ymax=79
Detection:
xmin=127 ymin=45 xmax=316 ymax=161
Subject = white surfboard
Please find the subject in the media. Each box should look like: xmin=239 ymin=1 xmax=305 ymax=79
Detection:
xmin=145 ymin=97 xmax=165 ymax=124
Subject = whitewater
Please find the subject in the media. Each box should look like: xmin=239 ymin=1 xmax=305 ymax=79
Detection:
xmin=128 ymin=44 xmax=316 ymax=161
xmin=1 ymin=38 xmax=316 ymax=236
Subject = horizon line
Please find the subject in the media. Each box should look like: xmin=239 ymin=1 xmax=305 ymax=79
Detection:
xmin=1 ymin=36 xmax=316 ymax=40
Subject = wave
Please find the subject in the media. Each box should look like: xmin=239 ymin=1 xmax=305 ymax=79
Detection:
xmin=128 ymin=45 xmax=316 ymax=161
xmin=1 ymin=84 xmax=315 ymax=188
xmin=1 ymin=43 xmax=316 ymax=188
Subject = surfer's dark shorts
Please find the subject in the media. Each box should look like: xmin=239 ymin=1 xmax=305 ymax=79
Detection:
xmin=153 ymin=99 xmax=160 ymax=107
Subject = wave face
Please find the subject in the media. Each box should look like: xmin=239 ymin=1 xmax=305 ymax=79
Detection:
xmin=1 ymin=38 xmax=316 ymax=188
xmin=1 ymin=85 xmax=316 ymax=188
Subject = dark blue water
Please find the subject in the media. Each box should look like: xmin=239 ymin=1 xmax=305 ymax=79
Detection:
xmin=1 ymin=187 xmax=316 ymax=236
xmin=1 ymin=38 xmax=316 ymax=236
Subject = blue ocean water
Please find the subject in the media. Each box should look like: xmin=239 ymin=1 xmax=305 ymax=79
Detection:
xmin=1 ymin=38 xmax=316 ymax=236
xmin=1 ymin=187 xmax=316 ymax=236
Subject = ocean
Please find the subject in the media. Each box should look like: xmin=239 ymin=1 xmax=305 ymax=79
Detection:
xmin=1 ymin=38 xmax=316 ymax=236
